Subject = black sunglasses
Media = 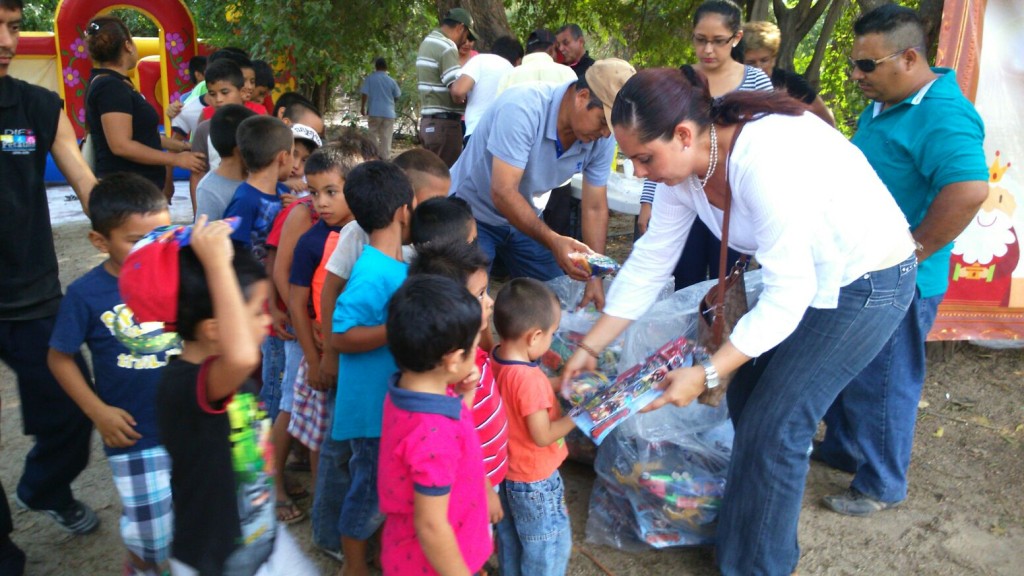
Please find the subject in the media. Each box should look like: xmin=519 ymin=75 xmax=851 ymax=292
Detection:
xmin=847 ymin=48 xmax=910 ymax=73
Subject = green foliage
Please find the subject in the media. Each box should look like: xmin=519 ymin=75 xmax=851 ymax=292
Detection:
xmin=186 ymin=0 xmax=433 ymax=115
xmin=20 ymin=0 xmax=57 ymax=32
xmin=507 ymin=0 xmax=702 ymax=68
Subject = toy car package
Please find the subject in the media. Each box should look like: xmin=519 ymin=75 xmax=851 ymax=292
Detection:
xmin=568 ymin=337 xmax=697 ymax=445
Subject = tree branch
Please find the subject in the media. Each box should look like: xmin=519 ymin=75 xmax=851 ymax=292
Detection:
xmin=805 ymin=0 xmax=848 ymax=87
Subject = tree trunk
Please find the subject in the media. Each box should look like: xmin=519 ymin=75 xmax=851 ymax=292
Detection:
xmin=918 ymin=0 xmax=945 ymax=60
xmin=774 ymin=0 xmax=835 ymax=73
xmin=747 ymin=0 xmax=771 ymax=21
xmin=804 ymin=0 xmax=848 ymax=87
xmin=434 ymin=0 xmax=512 ymax=50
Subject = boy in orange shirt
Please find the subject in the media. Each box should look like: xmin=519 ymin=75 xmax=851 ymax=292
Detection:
xmin=490 ymin=278 xmax=575 ymax=576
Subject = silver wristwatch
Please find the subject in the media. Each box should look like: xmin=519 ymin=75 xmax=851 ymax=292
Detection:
xmin=700 ymin=358 xmax=719 ymax=390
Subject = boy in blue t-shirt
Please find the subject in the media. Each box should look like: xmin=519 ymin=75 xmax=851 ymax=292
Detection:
xmin=223 ymin=115 xmax=294 ymax=265
xmin=48 ymin=174 xmax=176 ymax=576
xmin=329 ymin=161 xmax=414 ymax=575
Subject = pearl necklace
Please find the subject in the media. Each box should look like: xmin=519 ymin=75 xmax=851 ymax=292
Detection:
xmin=689 ymin=123 xmax=718 ymax=193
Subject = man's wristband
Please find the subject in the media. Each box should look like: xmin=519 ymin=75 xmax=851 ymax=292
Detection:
xmin=578 ymin=342 xmax=601 ymax=359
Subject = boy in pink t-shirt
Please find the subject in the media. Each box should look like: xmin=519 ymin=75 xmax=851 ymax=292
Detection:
xmin=378 ymin=275 xmax=492 ymax=575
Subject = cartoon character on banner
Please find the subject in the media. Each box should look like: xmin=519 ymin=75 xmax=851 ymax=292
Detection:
xmin=947 ymin=151 xmax=1023 ymax=307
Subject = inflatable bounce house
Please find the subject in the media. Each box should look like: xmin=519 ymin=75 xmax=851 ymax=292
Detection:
xmin=13 ymin=0 xmax=205 ymax=183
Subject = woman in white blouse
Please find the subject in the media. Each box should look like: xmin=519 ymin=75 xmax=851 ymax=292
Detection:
xmin=562 ymin=67 xmax=917 ymax=575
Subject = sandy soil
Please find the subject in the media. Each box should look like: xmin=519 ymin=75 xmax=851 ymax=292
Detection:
xmin=1 ymin=188 xmax=1022 ymax=575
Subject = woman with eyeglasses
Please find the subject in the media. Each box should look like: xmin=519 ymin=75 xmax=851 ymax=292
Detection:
xmin=563 ymin=67 xmax=918 ymax=575
xmin=84 ymin=16 xmax=206 ymax=191
xmin=638 ymin=0 xmax=771 ymax=288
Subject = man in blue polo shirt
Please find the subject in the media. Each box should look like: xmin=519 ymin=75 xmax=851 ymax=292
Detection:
xmin=816 ymin=4 xmax=988 ymax=516
xmin=450 ymin=58 xmax=635 ymax=310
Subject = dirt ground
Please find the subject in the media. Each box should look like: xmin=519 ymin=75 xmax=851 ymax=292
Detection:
xmin=1 ymin=189 xmax=1022 ymax=575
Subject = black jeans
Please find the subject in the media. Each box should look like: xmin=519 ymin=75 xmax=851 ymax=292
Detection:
xmin=0 ymin=316 xmax=92 ymax=517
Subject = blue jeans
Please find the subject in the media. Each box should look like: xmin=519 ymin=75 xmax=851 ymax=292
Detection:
xmin=280 ymin=338 xmax=303 ymax=413
xmin=339 ymin=438 xmax=384 ymax=540
xmin=0 ymin=316 xmax=93 ymax=513
xmin=716 ymin=256 xmax=917 ymax=575
xmin=312 ymin=392 xmax=348 ymax=552
xmin=818 ymin=291 xmax=943 ymax=503
xmin=260 ymin=335 xmax=287 ymax=422
xmin=476 ymin=219 xmax=563 ymax=281
xmin=497 ymin=471 xmax=571 ymax=576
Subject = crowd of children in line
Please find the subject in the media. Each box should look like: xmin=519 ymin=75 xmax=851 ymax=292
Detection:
xmin=42 ymin=35 xmax=586 ymax=576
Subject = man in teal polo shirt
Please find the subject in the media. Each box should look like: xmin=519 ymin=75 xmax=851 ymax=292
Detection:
xmin=816 ymin=3 xmax=989 ymax=516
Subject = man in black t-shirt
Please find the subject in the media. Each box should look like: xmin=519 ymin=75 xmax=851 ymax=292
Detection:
xmin=0 ymin=1 xmax=99 ymax=566
xmin=556 ymin=24 xmax=595 ymax=79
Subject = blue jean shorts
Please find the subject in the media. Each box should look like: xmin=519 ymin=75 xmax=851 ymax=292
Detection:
xmin=339 ymin=437 xmax=385 ymax=540
xmin=497 ymin=470 xmax=572 ymax=576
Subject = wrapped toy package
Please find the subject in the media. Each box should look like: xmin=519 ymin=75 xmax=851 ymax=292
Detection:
xmin=566 ymin=337 xmax=697 ymax=445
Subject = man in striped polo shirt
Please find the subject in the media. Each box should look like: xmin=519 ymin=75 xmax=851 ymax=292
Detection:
xmin=416 ymin=7 xmax=475 ymax=167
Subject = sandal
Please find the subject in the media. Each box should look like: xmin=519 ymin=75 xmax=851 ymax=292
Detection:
xmin=285 ymin=482 xmax=309 ymax=501
xmin=275 ymin=500 xmax=306 ymax=525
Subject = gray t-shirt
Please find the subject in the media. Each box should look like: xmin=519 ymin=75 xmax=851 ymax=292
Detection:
xmin=449 ymin=81 xmax=615 ymax=227
xmin=195 ymin=171 xmax=242 ymax=222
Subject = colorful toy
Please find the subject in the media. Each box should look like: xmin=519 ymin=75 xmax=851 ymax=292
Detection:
xmin=569 ymin=251 xmax=621 ymax=278
xmin=568 ymin=337 xmax=696 ymax=444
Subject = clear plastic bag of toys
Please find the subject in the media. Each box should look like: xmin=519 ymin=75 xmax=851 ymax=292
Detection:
xmin=619 ymin=270 xmax=763 ymax=371
xmin=585 ymin=387 xmax=734 ymax=549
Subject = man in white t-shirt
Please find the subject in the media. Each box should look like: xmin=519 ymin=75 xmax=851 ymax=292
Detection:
xmin=451 ymin=37 xmax=524 ymax=142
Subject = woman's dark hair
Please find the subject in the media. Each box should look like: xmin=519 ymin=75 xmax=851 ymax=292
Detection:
xmin=693 ymin=0 xmax=743 ymax=33
xmin=85 ymin=16 xmax=132 ymax=64
xmin=387 ymin=275 xmax=481 ymax=373
xmin=611 ymin=66 xmax=806 ymax=141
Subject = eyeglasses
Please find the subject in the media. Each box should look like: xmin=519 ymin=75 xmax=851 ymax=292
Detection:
xmin=847 ymin=48 xmax=910 ymax=73
xmin=693 ymin=34 xmax=736 ymax=48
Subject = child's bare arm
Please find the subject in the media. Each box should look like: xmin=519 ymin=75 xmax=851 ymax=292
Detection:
xmin=288 ymin=284 xmax=322 ymax=389
xmin=330 ymin=325 xmax=386 ymax=353
xmin=264 ymin=249 xmax=293 ymax=341
xmin=318 ymin=272 xmax=346 ymax=387
xmin=48 ymin=349 xmax=141 ymax=448
xmin=272 ymin=205 xmax=314 ymax=298
xmin=413 ymin=492 xmax=472 ymax=576
xmin=193 ymin=217 xmax=263 ymax=402
xmin=525 ymin=410 xmax=576 ymax=448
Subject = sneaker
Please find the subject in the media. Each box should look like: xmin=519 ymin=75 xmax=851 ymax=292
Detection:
xmin=14 ymin=495 xmax=99 ymax=534
xmin=822 ymin=489 xmax=901 ymax=517
xmin=315 ymin=544 xmax=344 ymax=563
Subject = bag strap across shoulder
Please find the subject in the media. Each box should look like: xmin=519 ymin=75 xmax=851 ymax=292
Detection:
xmin=711 ymin=122 xmax=747 ymax=344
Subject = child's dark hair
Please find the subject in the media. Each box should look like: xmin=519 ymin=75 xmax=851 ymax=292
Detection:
xmin=343 ymin=161 xmax=413 ymax=232
xmin=273 ymin=92 xmax=321 ymax=121
xmin=252 ymin=60 xmax=275 ymax=91
xmin=88 ymin=173 xmax=168 ymax=236
xmin=393 ymin=148 xmax=450 ymax=192
xmin=327 ymin=127 xmax=380 ymax=162
xmin=305 ymin=143 xmax=365 ymax=179
xmin=236 ymin=115 xmax=293 ymax=172
xmin=409 ymin=238 xmax=489 ymax=285
xmin=176 ymin=245 xmax=266 ymax=341
xmin=203 ymin=59 xmax=244 ymax=90
xmin=387 ymin=275 xmax=481 ymax=373
xmin=410 ymin=196 xmax=474 ymax=246
xmin=207 ymin=47 xmax=252 ymax=71
xmin=493 ymin=278 xmax=559 ymax=340
xmin=188 ymin=55 xmax=207 ymax=85
xmin=210 ymin=104 xmax=256 ymax=158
